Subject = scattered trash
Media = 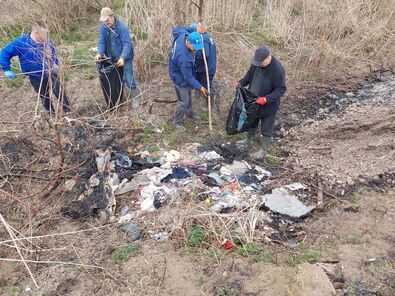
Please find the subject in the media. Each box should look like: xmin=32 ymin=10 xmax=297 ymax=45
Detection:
xmin=118 ymin=213 xmax=135 ymax=224
xmin=119 ymin=205 xmax=129 ymax=217
xmin=211 ymin=193 xmax=245 ymax=212
xmin=140 ymin=183 xmax=171 ymax=211
xmin=344 ymin=205 xmax=359 ymax=213
xmin=114 ymin=174 xmax=150 ymax=195
xmin=284 ymin=182 xmax=307 ymax=191
xmin=60 ymin=206 xmax=81 ymax=220
xmin=222 ymin=240 xmax=233 ymax=249
xmin=221 ymin=160 xmax=249 ymax=175
xmin=171 ymin=167 xmax=190 ymax=179
xmin=199 ymin=150 xmax=222 ymax=161
xmin=263 ymin=193 xmax=315 ymax=218
xmin=114 ymin=152 xmax=133 ymax=168
xmin=164 ymin=150 xmax=181 ymax=162
xmin=121 ymin=223 xmax=142 ymax=242
xmin=152 ymin=231 xmax=169 ymax=240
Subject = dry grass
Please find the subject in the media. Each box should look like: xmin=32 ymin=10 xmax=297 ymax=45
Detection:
xmin=119 ymin=0 xmax=394 ymax=84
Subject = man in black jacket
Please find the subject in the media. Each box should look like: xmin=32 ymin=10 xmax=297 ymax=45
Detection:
xmin=234 ymin=45 xmax=286 ymax=159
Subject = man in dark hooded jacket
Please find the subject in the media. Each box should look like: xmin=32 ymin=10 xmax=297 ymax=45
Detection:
xmin=234 ymin=45 xmax=286 ymax=159
xmin=169 ymin=27 xmax=209 ymax=131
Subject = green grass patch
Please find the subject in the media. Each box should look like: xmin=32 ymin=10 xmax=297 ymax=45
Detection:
xmin=340 ymin=235 xmax=361 ymax=245
xmin=111 ymin=245 xmax=141 ymax=265
xmin=9 ymin=286 xmax=21 ymax=294
xmin=210 ymin=248 xmax=224 ymax=263
xmin=235 ymin=242 xmax=260 ymax=257
xmin=197 ymin=275 xmax=205 ymax=287
xmin=266 ymin=154 xmax=281 ymax=165
xmin=287 ymin=249 xmax=321 ymax=266
xmin=0 ymin=25 xmax=25 ymax=47
xmin=188 ymin=225 xmax=205 ymax=248
xmin=217 ymin=286 xmax=239 ymax=296
xmin=148 ymin=144 xmax=160 ymax=153
xmin=136 ymin=127 xmax=154 ymax=144
xmin=234 ymin=243 xmax=274 ymax=263
xmin=162 ymin=244 xmax=170 ymax=253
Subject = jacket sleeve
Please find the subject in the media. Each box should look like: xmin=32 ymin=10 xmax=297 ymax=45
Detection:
xmin=239 ymin=65 xmax=254 ymax=87
xmin=119 ymin=25 xmax=132 ymax=60
xmin=180 ymin=58 xmax=202 ymax=90
xmin=0 ymin=39 xmax=19 ymax=71
xmin=265 ymin=66 xmax=286 ymax=104
xmin=97 ymin=25 xmax=106 ymax=56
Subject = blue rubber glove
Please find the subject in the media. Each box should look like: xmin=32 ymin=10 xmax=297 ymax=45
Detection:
xmin=5 ymin=70 xmax=15 ymax=79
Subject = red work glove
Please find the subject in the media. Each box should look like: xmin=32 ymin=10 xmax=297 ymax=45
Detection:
xmin=256 ymin=96 xmax=267 ymax=105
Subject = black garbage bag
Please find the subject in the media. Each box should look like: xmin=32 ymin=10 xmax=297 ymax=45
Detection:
xmin=226 ymin=87 xmax=258 ymax=135
xmin=97 ymin=60 xmax=124 ymax=109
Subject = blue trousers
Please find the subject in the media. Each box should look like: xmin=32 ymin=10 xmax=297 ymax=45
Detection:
xmin=29 ymin=74 xmax=70 ymax=114
xmin=123 ymin=60 xmax=137 ymax=90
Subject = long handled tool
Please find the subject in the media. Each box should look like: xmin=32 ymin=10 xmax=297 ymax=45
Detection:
xmin=198 ymin=22 xmax=213 ymax=132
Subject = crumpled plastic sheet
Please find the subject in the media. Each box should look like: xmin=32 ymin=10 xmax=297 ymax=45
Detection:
xmin=114 ymin=151 xmax=133 ymax=168
xmin=262 ymin=193 xmax=315 ymax=218
xmin=140 ymin=183 xmax=173 ymax=212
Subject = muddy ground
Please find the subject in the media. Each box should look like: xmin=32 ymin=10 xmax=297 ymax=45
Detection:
xmin=0 ymin=41 xmax=394 ymax=296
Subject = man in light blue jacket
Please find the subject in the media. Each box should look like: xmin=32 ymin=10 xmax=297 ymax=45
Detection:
xmin=0 ymin=21 xmax=70 ymax=114
xmin=95 ymin=7 xmax=139 ymax=108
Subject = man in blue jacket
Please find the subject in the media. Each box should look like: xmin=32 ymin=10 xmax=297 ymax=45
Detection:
xmin=234 ymin=45 xmax=286 ymax=159
xmin=95 ymin=7 xmax=139 ymax=108
xmin=169 ymin=27 xmax=210 ymax=131
xmin=190 ymin=23 xmax=217 ymax=111
xmin=0 ymin=20 xmax=71 ymax=114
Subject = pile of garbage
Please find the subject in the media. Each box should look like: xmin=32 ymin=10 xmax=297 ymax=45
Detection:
xmin=67 ymin=142 xmax=319 ymax=244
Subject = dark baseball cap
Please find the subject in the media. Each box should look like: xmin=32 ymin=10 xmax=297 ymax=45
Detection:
xmin=251 ymin=45 xmax=271 ymax=66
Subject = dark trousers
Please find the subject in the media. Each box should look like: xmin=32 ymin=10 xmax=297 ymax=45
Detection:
xmin=250 ymin=115 xmax=276 ymax=138
xmin=195 ymin=72 xmax=215 ymax=97
xmin=29 ymin=74 xmax=71 ymax=114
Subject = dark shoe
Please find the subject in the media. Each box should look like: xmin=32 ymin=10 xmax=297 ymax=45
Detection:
xmin=174 ymin=123 xmax=186 ymax=132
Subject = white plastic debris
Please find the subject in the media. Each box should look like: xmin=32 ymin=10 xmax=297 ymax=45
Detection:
xmin=199 ymin=150 xmax=222 ymax=161
xmin=262 ymin=193 xmax=315 ymax=218
xmin=221 ymin=161 xmax=249 ymax=175
xmin=284 ymin=182 xmax=307 ymax=191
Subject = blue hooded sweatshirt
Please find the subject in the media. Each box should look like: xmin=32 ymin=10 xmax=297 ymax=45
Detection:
xmin=195 ymin=32 xmax=216 ymax=78
xmin=168 ymin=27 xmax=203 ymax=90
xmin=97 ymin=17 xmax=133 ymax=62
xmin=0 ymin=33 xmax=58 ymax=78
xmin=177 ymin=27 xmax=217 ymax=78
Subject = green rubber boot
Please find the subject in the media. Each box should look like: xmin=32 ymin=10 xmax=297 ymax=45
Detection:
xmin=251 ymin=137 xmax=272 ymax=159
xmin=236 ymin=129 xmax=256 ymax=145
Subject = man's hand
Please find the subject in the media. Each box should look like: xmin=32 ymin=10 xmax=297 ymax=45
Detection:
xmin=256 ymin=96 xmax=267 ymax=105
xmin=94 ymin=54 xmax=102 ymax=62
xmin=233 ymin=82 xmax=241 ymax=89
xmin=4 ymin=70 xmax=15 ymax=79
xmin=200 ymin=87 xmax=210 ymax=97
xmin=116 ymin=58 xmax=125 ymax=67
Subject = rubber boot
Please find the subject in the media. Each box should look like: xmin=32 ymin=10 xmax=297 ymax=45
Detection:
xmin=130 ymin=88 xmax=140 ymax=109
xmin=251 ymin=137 xmax=272 ymax=159
xmin=236 ymin=129 xmax=256 ymax=145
